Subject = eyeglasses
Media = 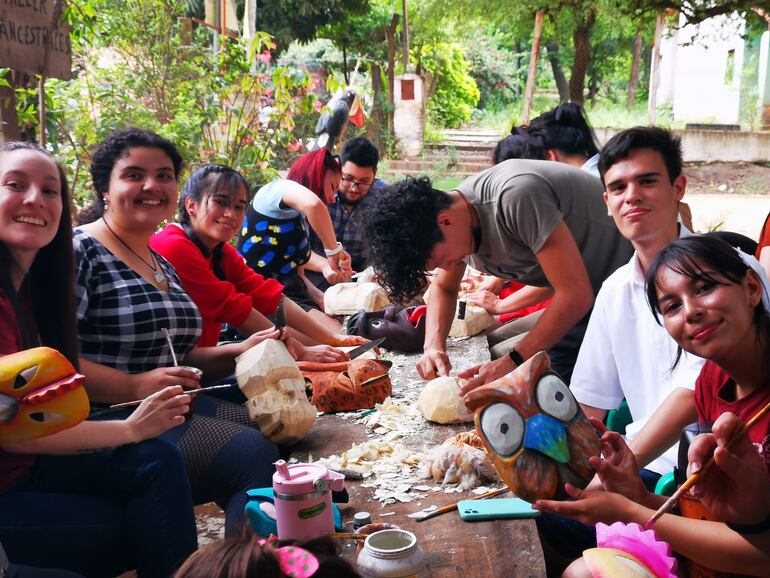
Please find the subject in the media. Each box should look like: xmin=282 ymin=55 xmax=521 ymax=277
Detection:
xmin=340 ymin=175 xmax=372 ymax=190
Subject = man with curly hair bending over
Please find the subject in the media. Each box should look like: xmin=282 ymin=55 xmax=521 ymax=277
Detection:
xmin=364 ymin=161 xmax=633 ymax=388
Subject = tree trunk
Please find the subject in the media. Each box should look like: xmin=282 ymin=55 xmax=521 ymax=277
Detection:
xmin=568 ymin=9 xmax=596 ymax=104
xmin=546 ymin=40 xmax=569 ymax=102
xmin=627 ymin=29 xmax=643 ymax=107
xmin=386 ymin=13 xmax=399 ymax=135
xmin=648 ymin=12 xmax=665 ymax=125
xmin=368 ymin=63 xmax=386 ymax=155
xmin=523 ymin=11 xmax=545 ymax=123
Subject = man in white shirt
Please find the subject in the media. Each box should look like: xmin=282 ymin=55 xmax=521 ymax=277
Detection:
xmin=538 ymin=126 xmax=703 ymax=573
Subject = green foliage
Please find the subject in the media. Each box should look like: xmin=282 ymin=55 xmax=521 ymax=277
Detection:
xmin=464 ymin=30 xmax=525 ymax=111
xmin=32 ymin=0 xmax=318 ymax=207
xmin=416 ymin=43 xmax=480 ymax=129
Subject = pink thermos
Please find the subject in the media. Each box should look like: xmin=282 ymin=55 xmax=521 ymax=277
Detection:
xmin=272 ymin=460 xmax=345 ymax=540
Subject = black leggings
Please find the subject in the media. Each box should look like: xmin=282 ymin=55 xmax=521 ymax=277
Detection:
xmin=161 ymin=393 xmax=280 ymax=537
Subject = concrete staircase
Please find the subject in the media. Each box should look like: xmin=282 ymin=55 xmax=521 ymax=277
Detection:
xmin=383 ymin=128 xmax=502 ymax=179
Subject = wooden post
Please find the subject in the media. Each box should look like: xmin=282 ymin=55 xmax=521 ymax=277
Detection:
xmin=402 ymin=0 xmax=409 ymax=72
xmin=522 ymin=11 xmax=545 ymax=124
xmin=220 ymin=0 xmax=227 ymax=50
xmin=38 ymin=76 xmax=46 ymax=146
xmin=647 ymin=12 xmax=665 ymax=126
xmin=386 ymin=14 xmax=399 ymax=134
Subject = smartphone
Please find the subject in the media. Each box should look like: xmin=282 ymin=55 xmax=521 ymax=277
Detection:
xmin=458 ymin=497 xmax=540 ymax=522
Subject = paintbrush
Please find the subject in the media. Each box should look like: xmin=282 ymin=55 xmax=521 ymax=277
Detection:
xmin=414 ymin=486 xmax=509 ymax=522
xmin=106 ymin=384 xmax=232 ymax=410
xmin=88 ymin=384 xmax=233 ymax=418
xmin=330 ymin=533 xmax=367 ymax=541
xmin=162 ymin=328 xmax=178 ymax=367
xmin=645 ymin=398 xmax=770 ymax=528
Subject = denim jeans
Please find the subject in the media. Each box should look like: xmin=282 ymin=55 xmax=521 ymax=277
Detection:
xmin=0 ymin=438 xmax=197 ymax=578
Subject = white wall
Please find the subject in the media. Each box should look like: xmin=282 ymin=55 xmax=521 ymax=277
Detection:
xmin=658 ymin=13 xmax=745 ymax=125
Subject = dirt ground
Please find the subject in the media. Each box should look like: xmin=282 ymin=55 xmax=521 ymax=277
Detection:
xmin=680 ymin=161 xmax=768 ymax=239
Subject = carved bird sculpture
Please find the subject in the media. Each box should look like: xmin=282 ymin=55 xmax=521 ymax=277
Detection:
xmin=464 ymin=351 xmax=600 ymax=502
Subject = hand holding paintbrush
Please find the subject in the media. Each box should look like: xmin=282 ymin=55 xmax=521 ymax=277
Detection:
xmin=684 ymin=411 xmax=770 ymax=529
xmin=645 ymin=400 xmax=770 ymax=529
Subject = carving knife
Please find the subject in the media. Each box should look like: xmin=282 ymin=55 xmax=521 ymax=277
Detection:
xmin=275 ymin=295 xmax=286 ymax=337
xmin=347 ymin=337 xmax=385 ymax=359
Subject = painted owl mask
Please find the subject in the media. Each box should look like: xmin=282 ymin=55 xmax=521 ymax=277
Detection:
xmin=464 ymin=351 xmax=600 ymax=502
xmin=0 ymin=347 xmax=89 ymax=443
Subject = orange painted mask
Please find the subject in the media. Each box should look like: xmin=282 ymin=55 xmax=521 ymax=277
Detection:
xmin=0 ymin=347 xmax=89 ymax=443
xmin=464 ymin=351 xmax=600 ymax=502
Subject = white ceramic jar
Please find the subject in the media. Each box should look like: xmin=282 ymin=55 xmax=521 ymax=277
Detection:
xmin=357 ymin=529 xmax=426 ymax=578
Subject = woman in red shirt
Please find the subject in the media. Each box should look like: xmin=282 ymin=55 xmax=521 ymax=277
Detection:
xmin=151 ymin=163 xmax=366 ymax=360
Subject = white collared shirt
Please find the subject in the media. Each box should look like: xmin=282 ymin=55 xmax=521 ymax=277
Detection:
xmin=570 ymin=227 xmax=704 ymax=475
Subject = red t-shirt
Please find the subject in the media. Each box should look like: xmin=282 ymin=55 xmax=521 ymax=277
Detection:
xmin=0 ymin=284 xmax=36 ymax=493
xmin=150 ymin=225 xmax=284 ymax=347
xmin=497 ymin=281 xmax=552 ymax=324
xmin=695 ymin=360 xmax=770 ymax=473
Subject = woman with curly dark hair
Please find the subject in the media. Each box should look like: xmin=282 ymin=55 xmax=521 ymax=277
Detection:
xmin=74 ymin=128 xmax=283 ymax=538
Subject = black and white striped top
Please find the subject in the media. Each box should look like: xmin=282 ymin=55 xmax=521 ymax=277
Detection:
xmin=73 ymin=229 xmax=202 ymax=374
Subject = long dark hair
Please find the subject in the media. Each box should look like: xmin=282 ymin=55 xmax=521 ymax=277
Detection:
xmin=178 ymin=163 xmax=251 ymax=280
xmin=0 ymin=142 xmax=79 ymax=367
xmin=645 ymin=235 xmax=770 ymax=376
xmin=529 ymin=102 xmax=599 ymax=160
xmin=77 ymin=127 xmax=185 ymax=225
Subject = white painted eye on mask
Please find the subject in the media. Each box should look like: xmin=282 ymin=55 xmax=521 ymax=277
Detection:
xmin=14 ymin=364 xmax=39 ymax=390
xmin=536 ymin=373 xmax=578 ymax=422
xmin=480 ymin=402 xmax=524 ymax=457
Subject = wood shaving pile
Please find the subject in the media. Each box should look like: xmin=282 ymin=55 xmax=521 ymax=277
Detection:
xmin=315 ymin=337 xmax=494 ymax=505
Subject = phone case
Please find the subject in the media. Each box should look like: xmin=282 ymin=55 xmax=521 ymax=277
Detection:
xmin=458 ymin=498 xmax=540 ymax=522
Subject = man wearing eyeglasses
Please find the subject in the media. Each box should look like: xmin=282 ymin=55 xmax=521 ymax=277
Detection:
xmin=309 ymin=137 xmax=386 ymax=278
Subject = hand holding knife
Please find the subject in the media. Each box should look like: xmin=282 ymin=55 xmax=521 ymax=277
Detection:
xmin=275 ymin=295 xmax=286 ymax=339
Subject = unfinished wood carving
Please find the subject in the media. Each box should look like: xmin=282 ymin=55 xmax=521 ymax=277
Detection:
xmin=448 ymin=302 xmax=492 ymax=337
xmin=324 ymin=282 xmax=391 ymax=315
xmin=417 ymin=376 xmax=474 ymax=424
xmin=236 ymin=339 xmax=316 ymax=444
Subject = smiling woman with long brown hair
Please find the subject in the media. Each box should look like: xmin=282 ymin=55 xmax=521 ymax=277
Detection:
xmin=0 ymin=141 xmax=197 ymax=577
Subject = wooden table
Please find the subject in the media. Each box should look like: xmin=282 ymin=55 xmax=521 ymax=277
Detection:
xmin=293 ymin=412 xmax=546 ymax=577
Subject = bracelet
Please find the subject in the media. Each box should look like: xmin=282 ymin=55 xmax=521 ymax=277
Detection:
xmin=508 ymin=347 xmax=525 ymax=367
xmin=726 ymin=512 xmax=770 ymax=535
xmin=324 ymin=242 xmax=344 ymax=257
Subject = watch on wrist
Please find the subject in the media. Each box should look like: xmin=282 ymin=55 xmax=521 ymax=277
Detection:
xmin=324 ymin=242 xmax=344 ymax=257
xmin=508 ymin=347 xmax=525 ymax=367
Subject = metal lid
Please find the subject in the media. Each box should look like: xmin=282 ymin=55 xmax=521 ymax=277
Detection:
xmin=354 ymin=511 xmax=372 ymax=523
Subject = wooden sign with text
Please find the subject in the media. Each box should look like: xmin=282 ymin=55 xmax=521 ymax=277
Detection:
xmin=0 ymin=0 xmax=72 ymax=79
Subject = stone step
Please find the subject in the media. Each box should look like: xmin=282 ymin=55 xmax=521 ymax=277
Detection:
xmin=383 ymin=167 xmax=478 ymax=180
xmin=386 ymin=159 xmax=491 ymax=173
xmin=442 ymin=129 xmax=502 ymax=138
xmin=427 ymin=141 xmax=498 ymax=152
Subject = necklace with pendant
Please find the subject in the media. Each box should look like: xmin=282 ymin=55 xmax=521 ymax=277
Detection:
xmin=102 ymin=216 xmax=167 ymax=284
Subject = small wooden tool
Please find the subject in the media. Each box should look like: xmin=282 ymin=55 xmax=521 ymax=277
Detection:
xmin=414 ymin=487 xmax=509 ymax=522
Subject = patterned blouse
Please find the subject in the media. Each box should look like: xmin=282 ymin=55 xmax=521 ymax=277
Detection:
xmin=73 ymin=229 xmax=202 ymax=374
